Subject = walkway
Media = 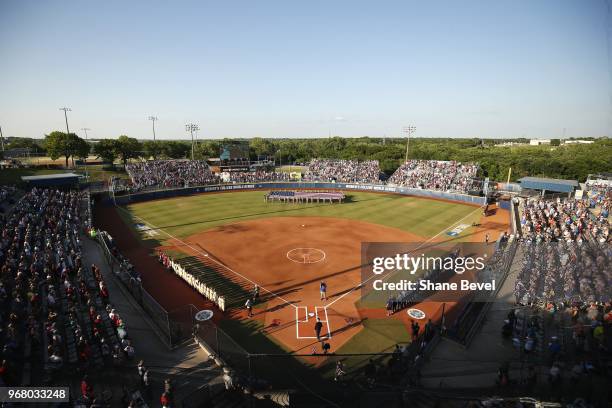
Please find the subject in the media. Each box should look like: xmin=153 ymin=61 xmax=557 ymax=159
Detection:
xmin=80 ymin=236 xmax=224 ymax=407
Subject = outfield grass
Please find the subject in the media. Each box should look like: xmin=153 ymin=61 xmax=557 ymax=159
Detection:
xmin=125 ymin=190 xmax=481 ymax=245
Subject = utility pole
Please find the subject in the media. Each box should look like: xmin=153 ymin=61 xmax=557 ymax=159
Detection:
xmin=402 ymin=125 xmax=416 ymax=162
xmin=148 ymin=116 xmax=158 ymax=141
xmin=185 ymin=123 xmax=199 ymax=160
xmin=0 ymin=125 xmax=5 ymax=151
xmin=59 ymin=107 xmax=72 ymax=134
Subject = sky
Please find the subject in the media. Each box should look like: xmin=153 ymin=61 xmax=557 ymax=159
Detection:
xmin=0 ymin=0 xmax=610 ymax=140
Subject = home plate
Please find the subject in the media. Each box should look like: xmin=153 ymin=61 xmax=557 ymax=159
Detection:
xmin=308 ymin=312 xmax=315 ymax=317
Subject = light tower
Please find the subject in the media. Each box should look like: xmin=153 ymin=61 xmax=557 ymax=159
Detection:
xmin=402 ymin=125 xmax=416 ymax=162
xmin=81 ymin=127 xmax=91 ymax=177
xmin=185 ymin=123 xmax=199 ymax=160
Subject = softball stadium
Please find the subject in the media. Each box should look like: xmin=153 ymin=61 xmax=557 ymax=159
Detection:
xmin=2 ymin=155 xmax=610 ymax=407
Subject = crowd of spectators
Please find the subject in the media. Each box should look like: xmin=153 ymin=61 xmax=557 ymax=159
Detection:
xmin=227 ymin=170 xmax=291 ymax=183
xmin=387 ymin=160 xmax=479 ymax=193
xmin=0 ymin=186 xmax=16 ymax=204
xmin=0 ymin=186 xmax=18 ymax=216
xmin=515 ymin=240 xmax=610 ymax=305
xmin=0 ymin=187 xmax=137 ymax=406
xmin=126 ymin=160 xmax=218 ymax=190
xmin=503 ymin=298 xmax=611 ymax=403
xmin=121 ymin=158 xmax=489 ymax=196
xmin=520 ymin=196 xmax=610 ymax=244
xmin=516 ymin=188 xmax=611 ymax=304
xmin=304 ymin=159 xmax=380 ymax=183
xmin=0 ymin=188 xmax=84 ymax=385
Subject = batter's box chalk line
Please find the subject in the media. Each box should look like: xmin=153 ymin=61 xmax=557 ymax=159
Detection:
xmin=295 ymin=306 xmax=332 ymax=339
xmin=286 ymin=247 xmax=326 ymax=264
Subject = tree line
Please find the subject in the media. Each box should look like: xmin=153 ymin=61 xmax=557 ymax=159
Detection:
xmin=3 ymin=133 xmax=610 ymax=183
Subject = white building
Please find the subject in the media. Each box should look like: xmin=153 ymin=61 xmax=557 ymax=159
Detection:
xmin=562 ymin=140 xmax=594 ymax=145
xmin=530 ymin=139 xmax=551 ymax=146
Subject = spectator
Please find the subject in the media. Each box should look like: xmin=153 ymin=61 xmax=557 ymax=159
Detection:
xmin=126 ymin=160 xmax=218 ymax=190
xmin=388 ymin=160 xmax=479 ymax=193
xmin=304 ymin=159 xmax=380 ymax=183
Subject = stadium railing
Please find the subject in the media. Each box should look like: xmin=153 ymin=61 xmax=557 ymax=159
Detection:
xmin=445 ymin=236 xmax=518 ymax=347
xmin=94 ymin=230 xmax=191 ymax=348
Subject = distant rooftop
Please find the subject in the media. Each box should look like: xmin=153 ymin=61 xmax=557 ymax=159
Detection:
xmin=21 ymin=173 xmax=81 ymax=181
xmin=518 ymin=176 xmax=579 ymax=193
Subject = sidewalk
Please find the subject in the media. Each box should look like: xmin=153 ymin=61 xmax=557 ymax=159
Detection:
xmin=81 ymin=236 xmax=224 ymax=407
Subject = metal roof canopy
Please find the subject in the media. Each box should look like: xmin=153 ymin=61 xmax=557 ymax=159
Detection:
xmin=21 ymin=173 xmax=81 ymax=187
xmin=518 ymin=176 xmax=579 ymax=193
xmin=21 ymin=173 xmax=80 ymax=181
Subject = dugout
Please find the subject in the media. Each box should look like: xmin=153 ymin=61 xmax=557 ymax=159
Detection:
xmin=21 ymin=172 xmax=80 ymax=188
xmin=518 ymin=176 xmax=579 ymax=197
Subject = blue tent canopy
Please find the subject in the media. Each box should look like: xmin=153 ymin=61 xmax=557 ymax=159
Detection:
xmin=518 ymin=176 xmax=579 ymax=193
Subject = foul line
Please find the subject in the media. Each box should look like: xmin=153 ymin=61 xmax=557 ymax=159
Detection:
xmin=325 ymin=204 xmax=486 ymax=309
xmin=115 ymin=206 xmax=299 ymax=310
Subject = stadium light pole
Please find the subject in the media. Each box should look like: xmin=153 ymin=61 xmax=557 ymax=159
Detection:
xmin=185 ymin=123 xmax=199 ymax=160
xmin=81 ymin=127 xmax=91 ymax=178
xmin=81 ymin=127 xmax=90 ymax=141
xmin=0 ymin=125 xmax=5 ymax=151
xmin=81 ymin=127 xmax=91 ymax=157
xmin=148 ymin=116 xmax=158 ymax=141
xmin=402 ymin=125 xmax=416 ymax=162
xmin=59 ymin=107 xmax=72 ymax=134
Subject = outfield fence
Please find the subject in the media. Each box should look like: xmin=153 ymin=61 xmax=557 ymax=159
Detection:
xmin=103 ymin=181 xmax=487 ymax=206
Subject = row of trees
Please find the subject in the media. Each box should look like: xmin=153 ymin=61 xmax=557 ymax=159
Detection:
xmin=237 ymin=137 xmax=611 ymax=182
xmin=11 ymin=133 xmax=612 ymax=182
